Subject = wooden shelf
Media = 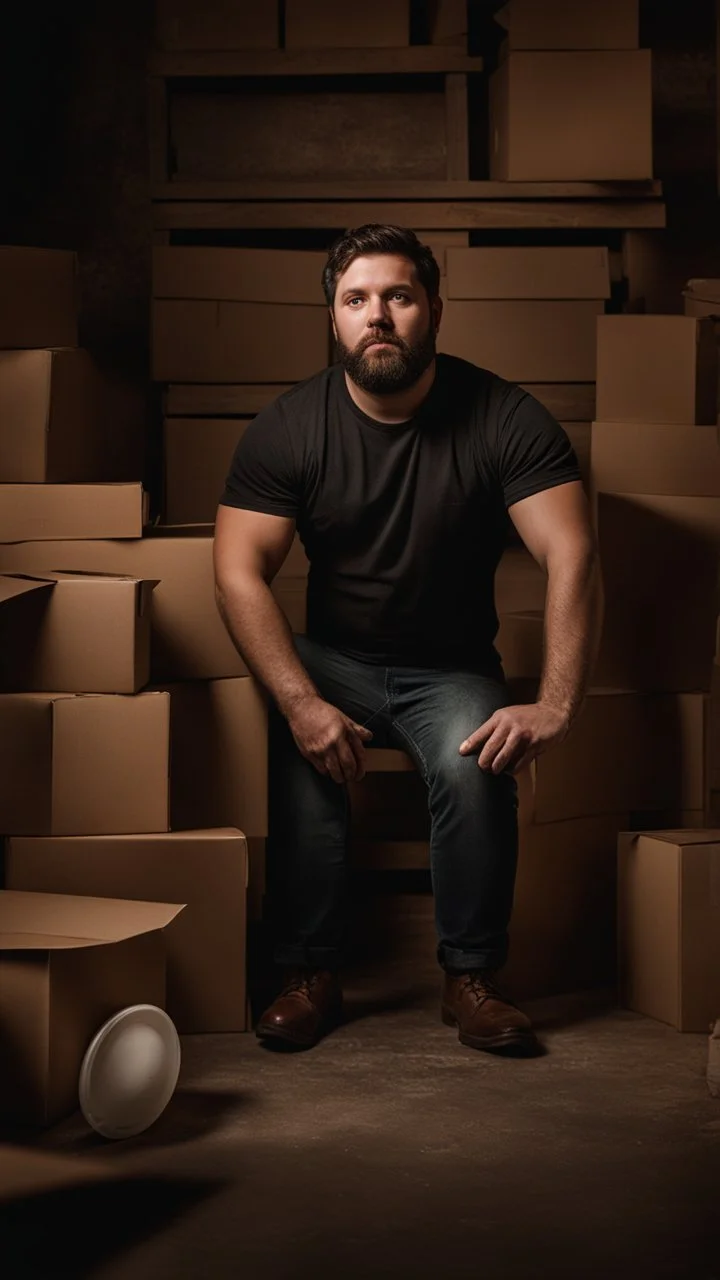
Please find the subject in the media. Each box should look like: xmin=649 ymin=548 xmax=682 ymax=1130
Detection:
xmin=152 ymin=179 xmax=664 ymax=202
xmin=149 ymin=48 xmax=483 ymax=78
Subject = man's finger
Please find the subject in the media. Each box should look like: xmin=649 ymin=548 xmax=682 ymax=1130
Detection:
xmin=477 ymin=725 xmax=509 ymax=770
xmin=459 ymin=714 xmax=498 ymax=754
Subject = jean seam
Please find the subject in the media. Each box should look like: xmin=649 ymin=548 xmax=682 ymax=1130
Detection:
xmin=389 ymin=718 xmax=430 ymax=787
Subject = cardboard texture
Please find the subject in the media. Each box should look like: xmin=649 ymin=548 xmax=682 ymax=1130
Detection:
xmin=595 ymin=316 xmax=718 ymax=425
xmin=5 ymin=828 xmax=249 ymax=1034
xmin=617 ymin=829 xmax=720 ymax=1031
xmin=0 ymin=349 xmax=146 ymax=484
xmin=438 ymin=300 xmax=603 ymax=380
xmin=594 ymin=492 xmax=720 ymax=692
xmin=0 ymin=889 xmax=183 ymax=1127
xmin=164 ymin=418 xmax=250 ymax=525
xmin=445 ymin=247 xmax=611 ymax=300
xmin=591 ymin=421 xmax=720 ymax=497
xmin=0 ymin=484 xmax=148 ymax=543
xmin=153 ymin=247 xmax=327 ymax=307
xmin=489 ymin=50 xmax=652 ymax=180
xmin=284 ymin=0 xmax=410 ymax=47
xmin=0 ymin=572 xmax=157 ymax=694
xmin=494 ymin=0 xmax=639 ymax=49
xmin=152 ymin=299 xmax=330 ymax=383
xmin=0 ymin=246 xmax=78 ymax=348
xmin=156 ymin=0 xmax=278 ymax=49
xmin=0 ymin=691 xmax=170 ymax=836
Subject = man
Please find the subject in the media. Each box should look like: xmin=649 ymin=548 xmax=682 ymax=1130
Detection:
xmin=213 ymin=224 xmax=603 ymax=1058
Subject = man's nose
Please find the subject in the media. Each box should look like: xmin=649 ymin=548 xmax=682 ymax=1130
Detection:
xmin=366 ymin=297 xmax=392 ymax=327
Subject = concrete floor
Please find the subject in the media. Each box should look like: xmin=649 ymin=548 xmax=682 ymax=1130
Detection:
xmin=5 ymin=972 xmax=720 ymax=1280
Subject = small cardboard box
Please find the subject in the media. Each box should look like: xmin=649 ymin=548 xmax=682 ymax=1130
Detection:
xmin=489 ymin=50 xmax=652 ymax=180
xmin=164 ymin=418 xmax=251 ymax=525
xmin=0 ymin=572 xmax=157 ymax=694
xmin=0 ymin=889 xmax=183 ymax=1127
xmin=494 ymin=0 xmax=639 ymax=50
xmin=617 ymin=829 xmax=720 ymax=1030
xmin=0 ymin=484 xmax=148 ymax=543
xmin=0 ymin=247 xmax=78 ymax=349
xmin=446 ymin=247 xmax=611 ymax=300
xmin=153 ymin=247 xmax=327 ymax=307
xmin=438 ymin=300 xmax=603 ymax=380
xmin=284 ymin=0 xmax=409 ymax=47
xmin=0 ymin=691 xmax=170 ymax=836
xmin=596 ymin=316 xmax=718 ymax=425
xmin=156 ymin=0 xmax=278 ymax=49
xmin=590 ymin=421 xmax=720 ymax=496
xmin=0 ymin=349 xmax=146 ymax=484
xmin=152 ymin=300 xmax=330 ymax=383
xmin=5 ymin=828 xmax=249 ymax=1034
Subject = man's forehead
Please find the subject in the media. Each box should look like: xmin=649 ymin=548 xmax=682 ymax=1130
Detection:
xmin=337 ymin=254 xmax=419 ymax=290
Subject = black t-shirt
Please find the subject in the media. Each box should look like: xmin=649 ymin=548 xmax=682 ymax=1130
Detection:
xmin=219 ymin=353 xmax=580 ymax=678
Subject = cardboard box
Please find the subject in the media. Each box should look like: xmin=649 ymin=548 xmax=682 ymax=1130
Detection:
xmin=594 ymin=492 xmax=720 ymax=692
xmin=164 ymin=418 xmax=250 ymax=525
xmin=5 ymin=828 xmax=249 ymax=1034
xmin=0 ymin=247 xmax=78 ymax=348
xmin=489 ymin=50 xmax=652 ymax=180
xmin=152 ymin=299 xmax=330 ymax=384
xmin=683 ymin=279 xmax=720 ymax=318
xmin=153 ymin=247 xmax=327 ymax=307
xmin=0 ymin=691 xmax=170 ymax=836
xmin=495 ymin=545 xmax=547 ymax=616
xmin=156 ymin=0 xmax=278 ymax=48
xmin=0 ymin=572 xmax=157 ymax=694
xmin=495 ymin=609 xmax=544 ymax=679
xmin=446 ymin=247 xmax=611 ymax=300
xmin=494 ymin=0 xmax=639 ymax=50
xmin=284 ymin=0 xmax=409 ymax=47
xmin=438 ymin=300 xmax=603 ymax=381
xmin=428 ymin=0 xmax=467 ymax=45
xmin=596 ymin=316 xmax=718 ymax=425
xmin=150 ymin=677 xmax=268 ymax=839
xmin=617 ymin=828 xmax=720 ymax=1031
xmin=0 ymin=889 xmax=182 ymax=1127
xmin=591 ymin=421 xmax=720 ymax=496
xmin=0 ymin=349 xmax=146 ymax=484
xmin=0 ymin=484 xmax=148 ymax=543
xmin=562 ymin=422 xmax=591 ymax=490
xmin=273 ymin=576 xmax=308 ymax=635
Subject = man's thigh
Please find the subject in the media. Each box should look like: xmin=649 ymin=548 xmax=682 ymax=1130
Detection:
xmin=291 ymin=633 xmax=394 ymax=745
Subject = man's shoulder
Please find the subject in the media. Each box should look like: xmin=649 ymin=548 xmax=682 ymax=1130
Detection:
xmin=436 ymin=353 xmax=526 ymax=411
xmin=273 ymin=363 xmax=339 ymax=414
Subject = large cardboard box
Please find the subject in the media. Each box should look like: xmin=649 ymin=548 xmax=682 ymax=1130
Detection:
xmin=594 ymin=492 xmax=720 ymax=692
xmin=494 ymin=0 xmax=639 ymax=50
xmin=156 ymin=0 xmax=278 ymax=49
xmin=591 ymin=421 xmax=720 ymax=497
xmin=5 ymin=829 xmax=249 ymax=1035
xmin=617 ymin=828 xmax=720 ymax=1031
xmin=153 ymin=247 xmax=327 ymax=307
xmin=438 ymin=300 xmax=603 ymax=381
xmin=445 ymin=247 xmax=611 ymax=300
xmin=0 ymin=247 xmax=78 ymax=349
xmin=495 ymin=609 xmax=544 ymax=679
xmin=0 ymin=484 xmax=148 ymax=542
xmin=0 ymin=691 xmax=170 ymax=836
xmin=0 ymin=350 xmax=146 ymax=484
xmin=152 ymin=300 xmax=330 ymax=383
xmin=683 ymin=279 xmax=720 ymax=318
xmin=0 ymin=889 xmax=182 ymax=1127
xmin=284 ymin=0 xmax=409 ymax=47
xmin=489 ymin=50 xmax=652 ymax=180
xmin=595 ymin=316 xmax=718 ymax=425
xmin=164 ymin=418 xmax=250 ymax=525
xmin=563 ymin=422 xmax=591 ymax=490
xmin=0 ymin=572 xmax=157 ymax=694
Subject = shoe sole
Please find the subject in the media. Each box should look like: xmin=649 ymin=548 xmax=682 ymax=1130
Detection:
xmin=255 ymin=1004 xmax=343 ymax=1049
xmin=441 ymin=1006 xmax=538 ymax=1053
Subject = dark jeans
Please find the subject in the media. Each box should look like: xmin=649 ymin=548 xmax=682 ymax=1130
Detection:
xmin=264 ymin=633 xmax=519 ymax=976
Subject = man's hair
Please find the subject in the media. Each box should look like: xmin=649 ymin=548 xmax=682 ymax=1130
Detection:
xmin=322 ymin=223 xmax=441 ymax=307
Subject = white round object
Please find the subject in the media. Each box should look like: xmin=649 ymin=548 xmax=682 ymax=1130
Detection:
xmin=79 ymin=1004 xmax=181 ymax=1140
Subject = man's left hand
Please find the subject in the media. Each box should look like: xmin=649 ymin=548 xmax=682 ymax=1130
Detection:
xmin=458 ymin=702 xmax=571 ymax=776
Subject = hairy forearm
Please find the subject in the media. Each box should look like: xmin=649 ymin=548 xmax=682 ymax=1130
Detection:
xmin=215 ymin=575 xmax=320 ymax=720
xmin=537 ymin=551 xmax=604 ymax=724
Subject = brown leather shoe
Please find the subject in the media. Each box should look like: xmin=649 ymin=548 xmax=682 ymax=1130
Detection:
xmin=441 ymin=970 xmax=539 ymax=1054
xmin=256 ymin=968 xmax=343 ymax=1048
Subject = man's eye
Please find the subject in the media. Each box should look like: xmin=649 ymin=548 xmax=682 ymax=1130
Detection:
xmin=393 ymin=293 xmax=410 ymax=302
xmin=348 ymin=297 xmax=363 ymax=306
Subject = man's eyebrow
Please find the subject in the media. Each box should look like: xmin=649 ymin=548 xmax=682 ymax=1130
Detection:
xmin=340 ymin=283 xmax=416 ymax=299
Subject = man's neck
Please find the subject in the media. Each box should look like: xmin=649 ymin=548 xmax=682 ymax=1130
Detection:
xmin=344 ymin=359 xmax=437 ymax=425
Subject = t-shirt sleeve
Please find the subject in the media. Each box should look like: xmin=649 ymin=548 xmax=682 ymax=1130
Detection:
xmin=496 ymin=389 xmax=582 ymax=510
xmin=218 ymin=400 xmax=302 ymax=517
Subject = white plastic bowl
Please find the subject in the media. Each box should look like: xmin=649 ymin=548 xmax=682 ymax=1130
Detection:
xmin=79 ymin=1004 xmax=181 ymax=1140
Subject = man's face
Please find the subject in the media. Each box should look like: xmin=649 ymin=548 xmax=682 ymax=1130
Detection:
xmin=331 ymin=253 xmax=441 ymax=395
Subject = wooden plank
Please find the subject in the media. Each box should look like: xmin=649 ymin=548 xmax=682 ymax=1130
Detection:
xmin=148 ymin=77 xmax=170 ymax=184
xmin=165 ymin=384 xmax=294 ymax=415
xmin=153 ymin=199 xmax=667 ymax=231
xmin=520 ymin=383 xmax=596 ymax=421
xmin=151 ymin=178 xmax=663 ymax=200
xmin=149 ymin=48 xmax=484 ymax=76
xmin=444 ymin=73 xmax=469 ymax=181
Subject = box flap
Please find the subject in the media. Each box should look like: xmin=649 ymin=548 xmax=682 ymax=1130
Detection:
xmin=40 ymin=570 xmax=159 ymax=586
xmin=684 ymin=279 xmax=720 ymax=304
xmin=0 ymin=889 xmax=185 ymax=950
xmin=632 ymin=829 xmax=720 ymax=847
xmin=0 ymin=575 xmax=55 ymax=606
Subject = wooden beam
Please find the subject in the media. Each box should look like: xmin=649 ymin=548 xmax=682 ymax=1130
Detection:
xmin=151 ymin=179 xmax=664 ymax=201
xmin=149 ymin=48 xmax=484 ymax=77
xmin=153 ymin=199 xmax=667 ymax=231
xmin=444 ymin=73 xmax=469 ymax=181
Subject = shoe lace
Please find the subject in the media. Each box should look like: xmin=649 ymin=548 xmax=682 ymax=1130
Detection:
xmin=460 ymin=970 xmax=502 ymax=1004
xmin=283 ymin=972 xmax=321 ymax=997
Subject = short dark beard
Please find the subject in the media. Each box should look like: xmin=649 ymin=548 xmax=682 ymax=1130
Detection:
xmin=335 ymin=319 xmax=436 ymax=395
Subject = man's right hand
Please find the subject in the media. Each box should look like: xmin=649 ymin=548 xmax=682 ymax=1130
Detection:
xmin=287 ymin=695 xmax=373 ymax=783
